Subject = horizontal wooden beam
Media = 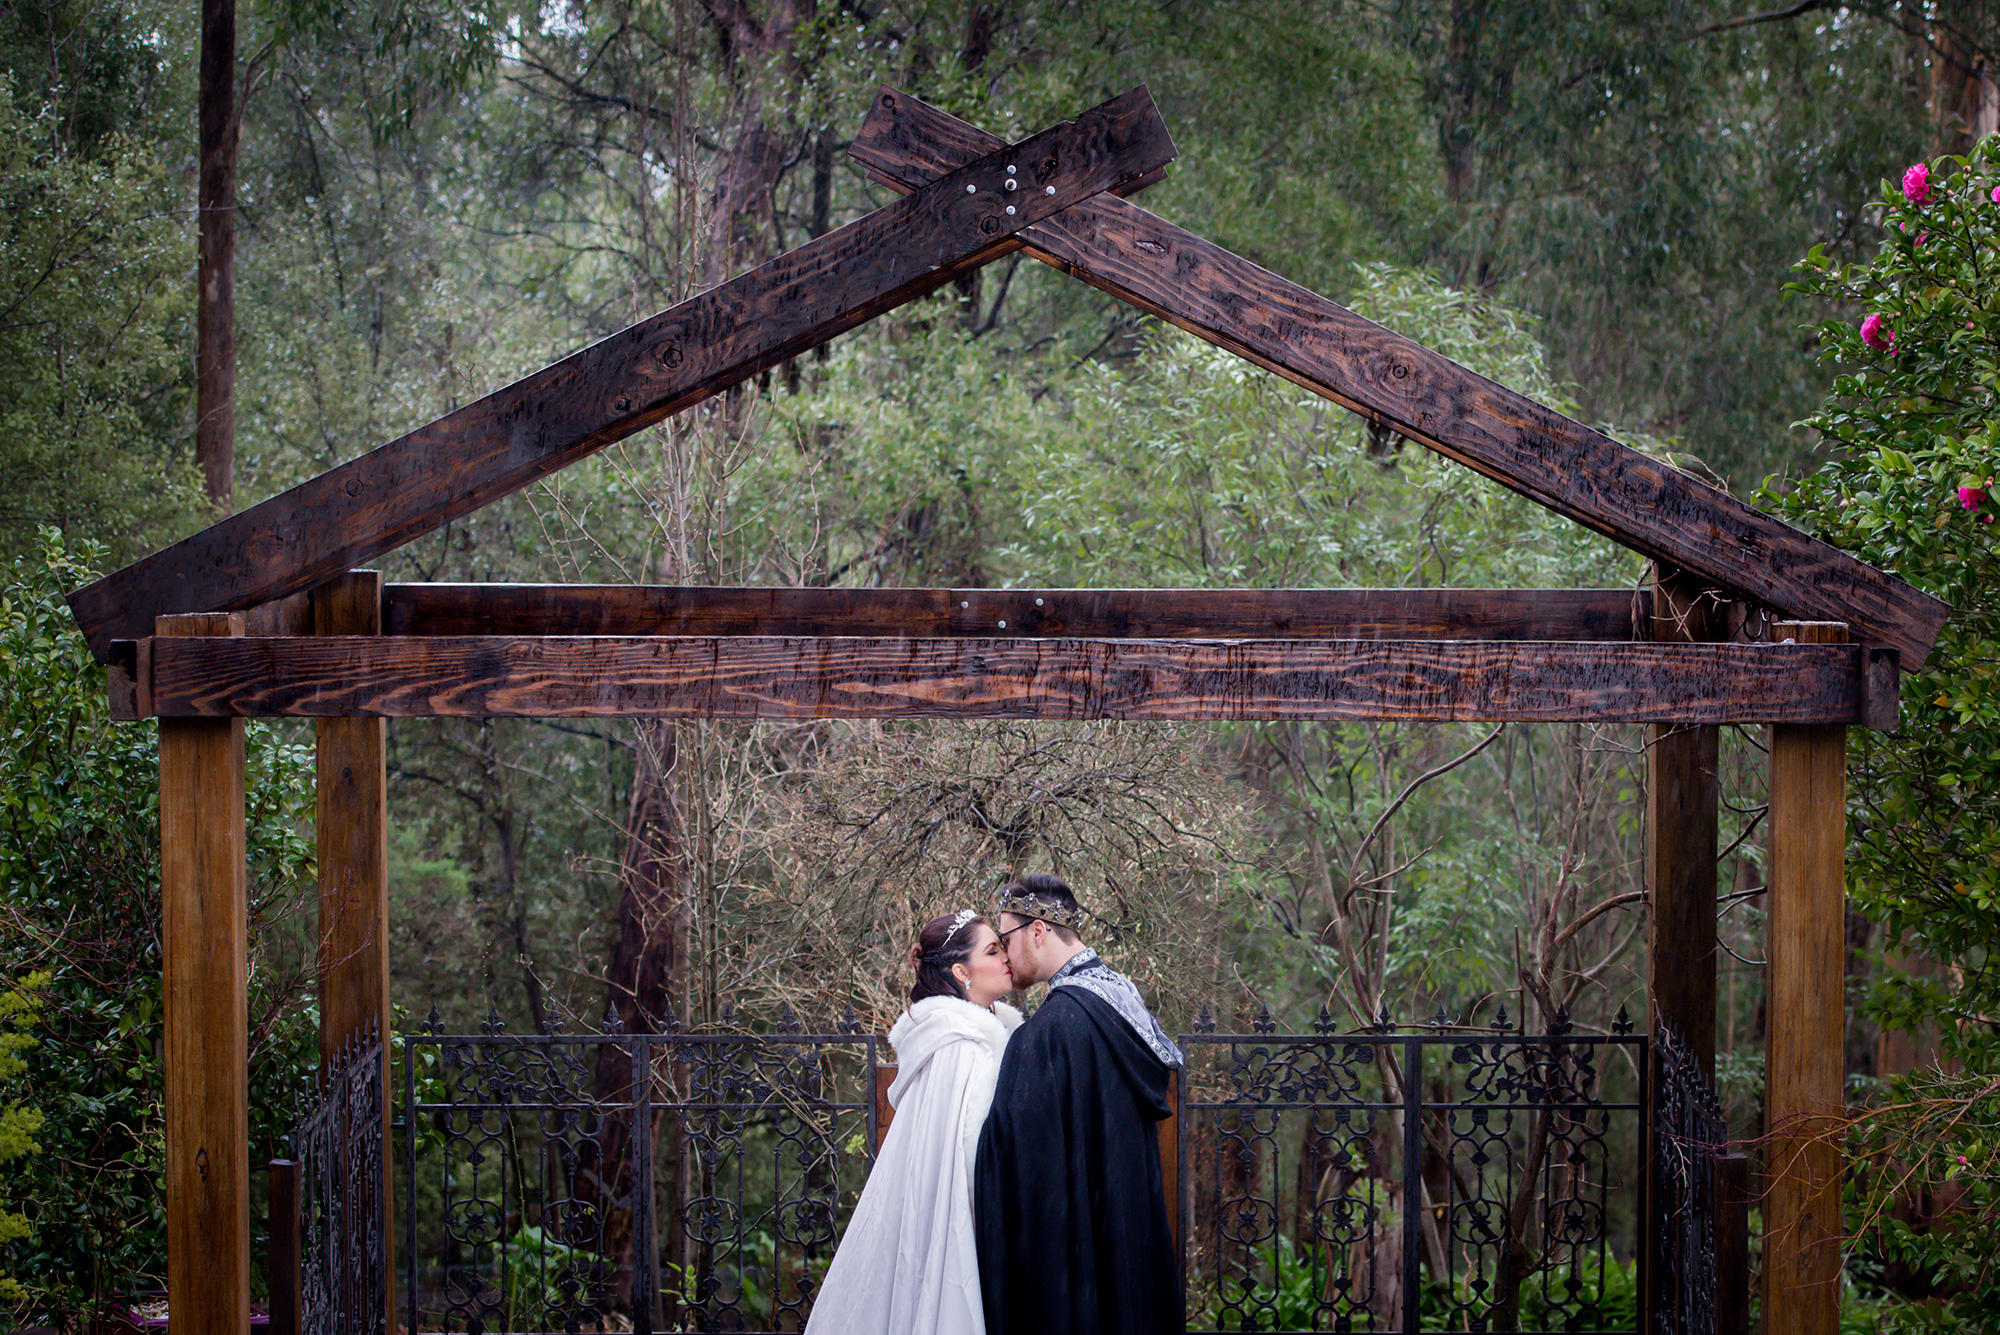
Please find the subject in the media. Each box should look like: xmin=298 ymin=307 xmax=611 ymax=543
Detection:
xmin=144 ymin=635 xmax=1863 ymax=723
xmin=848 ymin=87 xmax=1951 ymax=670
xmin=66 ymin=88 xmax=1176 ymax=663
xmin=380 ymin=584 xmax=1653 ymax=640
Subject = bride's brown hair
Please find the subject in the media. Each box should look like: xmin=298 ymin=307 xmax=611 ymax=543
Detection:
xmin=909 ymin=913 xmax=986 ymax=1003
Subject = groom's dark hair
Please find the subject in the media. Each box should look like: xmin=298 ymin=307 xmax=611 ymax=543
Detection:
xmin=999 ymin=873 xmax=1083 ymax=946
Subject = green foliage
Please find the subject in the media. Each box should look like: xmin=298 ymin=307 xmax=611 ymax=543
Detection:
xmin=1389 ymin=0 xmax=1930 ymax=483
xmin=0 ymin=530 xmax=318 ymax=1320
xmin=994 ymin=262 xmax=1642 ymax=592
xmin=1417 ymin=1256 xmax=1640 ymax=1329
xmin=0 ymin=91 xmax=206 ymax=566
xmin=493 ymin=1223 xmax=594 ymax=1333
xmin=0 ymin=971 xmax=49 ymax=1302
xmin=1778 ymin=135 xmax=2000 ymax=1325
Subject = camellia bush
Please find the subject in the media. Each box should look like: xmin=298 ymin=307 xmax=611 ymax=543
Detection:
xmin=1781 ymin=138 xmax=2000 ymax=1328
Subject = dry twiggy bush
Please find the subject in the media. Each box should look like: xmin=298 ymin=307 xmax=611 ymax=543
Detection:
xmin=688 ymin=718 xmax=1264 ymax=1033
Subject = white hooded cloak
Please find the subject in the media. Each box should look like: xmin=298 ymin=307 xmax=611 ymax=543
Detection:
xmin=804 ymin=994 xmax=1023 ymax=1335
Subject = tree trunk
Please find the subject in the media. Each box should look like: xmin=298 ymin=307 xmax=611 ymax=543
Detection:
xmin=582 ymin=722 xmax=685 ymax=1306
xmin=1929 ymin=5 xmax=1997 ymax=157
xmin=197 ymin=0 xmax=237 ymax=508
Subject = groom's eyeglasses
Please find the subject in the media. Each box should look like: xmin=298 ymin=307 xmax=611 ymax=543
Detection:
xmin=995 ymin=919 xmax=1037 ymax=946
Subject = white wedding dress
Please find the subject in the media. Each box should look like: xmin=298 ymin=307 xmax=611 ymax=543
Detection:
xmin=804 ymin=994 xmax=1023 ymax=1335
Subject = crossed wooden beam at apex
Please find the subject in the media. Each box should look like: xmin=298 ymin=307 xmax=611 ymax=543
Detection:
xmin=67 ymin=85 xmax=1948 ymax=725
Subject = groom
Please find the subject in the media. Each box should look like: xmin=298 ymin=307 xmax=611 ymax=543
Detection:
xmin=973 ymin=874 xmax=1186 ymax=1335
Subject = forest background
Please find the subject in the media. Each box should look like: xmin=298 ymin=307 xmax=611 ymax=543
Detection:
xmin=2 ymin=0 xmax=1999 ymax=1326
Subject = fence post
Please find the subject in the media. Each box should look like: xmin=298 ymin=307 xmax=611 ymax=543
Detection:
xmin=404 ymin=1031 xmax=419 ymax=1335
xmin=1401 ymin=1037 xmax=1423 ymax=1334
xmin=633 ymin=1034 xmax=654 ymax=1335
xmin=267 ymin=1160 xmax=300 ymax=1335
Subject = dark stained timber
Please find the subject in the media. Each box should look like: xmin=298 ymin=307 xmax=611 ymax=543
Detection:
xmin=380 ymin=584 xmax=1652 ymax=640
xmin=66 ymin=88 xmax=1177 ymax=663
xmin=146 ymin=636 xmax=1863 ymax=723
xmin=849 ymin=88 xmax=1951 ymax=670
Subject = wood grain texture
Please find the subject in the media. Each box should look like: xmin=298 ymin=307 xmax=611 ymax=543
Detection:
xmin=159 ymin=612 xmax=249 ymax=1335
xmin=380 ymin=584 xmax=1652 ymax=640
xmin=309 ymin=572 xmax=395 ymax=1327
xmin=66 ymin=88 xmax=1176 ymax=662
xmin=1862 ymin=645 xmax=1900 ymax=731
xmin=1647 ymin=567 xmax=1721 ymax=1077
xmin=1764 ymin=622 xmax=1847 ymax=1335
xmin=848 ymin=88 xmax=1950 ymax=670
xmin=267 ymin=1160 xmax=300 ymax=1335
xmin=1715 ymin=1153 xmax=1752 ymax=1335
xmin=107 ymin=638 xmax=151 ymax=721
xmin=146 ymin=635 xmax=1864 ymax=723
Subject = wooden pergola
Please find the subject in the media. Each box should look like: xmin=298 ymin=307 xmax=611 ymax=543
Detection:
xmin=69 ymin=87 xmax=1945 ymax=1335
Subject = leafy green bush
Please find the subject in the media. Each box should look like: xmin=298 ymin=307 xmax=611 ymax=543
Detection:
xmin=0 ymin=530 xmax=317 ymax=1324
xmin=1780 ymin=135 xmax=2000 ymax=1328
xmin=0 ymin=971 xmax=48 ymax=1302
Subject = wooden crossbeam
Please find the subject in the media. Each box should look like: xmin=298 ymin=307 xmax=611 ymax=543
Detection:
xmin=848 ymin=88 xmax=1950 ymax=670
xmin=378 ymin=584 xmax=1653 ymax=640
xmin=141 ymin=635 xmax=1863 ymax=722
xmin=65 ymin=88 xmax=1176 ymax=663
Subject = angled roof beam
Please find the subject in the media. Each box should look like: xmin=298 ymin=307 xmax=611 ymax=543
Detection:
xmin=67 ymin=88 xmax=1177 ymax=662
xmin=849 ymin=90 xmax=1950 ymax=670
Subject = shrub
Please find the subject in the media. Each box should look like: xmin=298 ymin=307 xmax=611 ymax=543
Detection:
xmin=1780 ymin=134 xmax=2000 ymax=1328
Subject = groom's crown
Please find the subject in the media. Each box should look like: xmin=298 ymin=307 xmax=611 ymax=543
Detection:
xmin=994 ymin=877 xmax=1087 ymax=931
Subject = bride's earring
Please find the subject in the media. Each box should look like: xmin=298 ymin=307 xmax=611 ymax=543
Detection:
xmin=952 ymin=963 xmax=971 ymax=990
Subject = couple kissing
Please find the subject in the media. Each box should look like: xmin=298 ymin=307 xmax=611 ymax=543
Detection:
xmin=805 ymin=873 xmax=1186 ymax=1335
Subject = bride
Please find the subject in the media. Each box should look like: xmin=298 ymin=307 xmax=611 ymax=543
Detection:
xmin=805 ymin=909 xmax=1021 ymax=1335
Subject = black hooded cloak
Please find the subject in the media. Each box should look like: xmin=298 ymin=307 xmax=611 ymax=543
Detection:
xmin=973 ymin=984 xmax=1184 ymax=1335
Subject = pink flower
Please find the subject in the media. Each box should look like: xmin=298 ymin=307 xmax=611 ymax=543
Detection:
xmin=1984 ymin=514 xmax=1995 ymax=525
xmin=1992 ymin=185 xmax=2000 ymax=204
xmin=1960 ymin=486 xmax=1987 ymax=509
xmin=1904 ymin=163 xmax=1933 ymax=205
xmin=1861 ymin=313 xmax=1895 ymax=350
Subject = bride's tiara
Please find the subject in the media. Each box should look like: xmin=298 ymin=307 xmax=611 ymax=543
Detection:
xmin=916 ymin=908 xmax=981 ymax=967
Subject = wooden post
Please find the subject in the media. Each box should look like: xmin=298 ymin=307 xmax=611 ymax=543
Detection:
xmin=310 ymin=570 xmax=394 ymax=1326
xmin=267 ymin=1160 xmax=300 ymax=1335
xmin=1648 ymin=566 xmax=1721 ymax=1075
xmin=160 ymin=611 xmax=249 ymax=1335
xmin=1764 ymin=621 xmax=1848 ymax=1335
xmin=1715 ymin=1153 xmax=1752 ymax=1335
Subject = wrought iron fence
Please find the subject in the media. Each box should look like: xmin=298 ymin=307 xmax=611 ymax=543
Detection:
xmin=391 ymin=1005 xmax=1675 ymax=1334
xmin=1651 ymin=1024 xmax=1726 ymax=1335
xmin=401 ymin=1004 xmax=877 ymax=1335
xmin=294 ymin=1021 xmax=388 ymax=1335
xmin=1179 ymin=1006 xmax=1648 ymax=1335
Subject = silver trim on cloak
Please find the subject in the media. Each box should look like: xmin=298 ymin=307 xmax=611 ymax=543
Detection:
xmin=1048 ymin=947 xmax=1185 ymax=1068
